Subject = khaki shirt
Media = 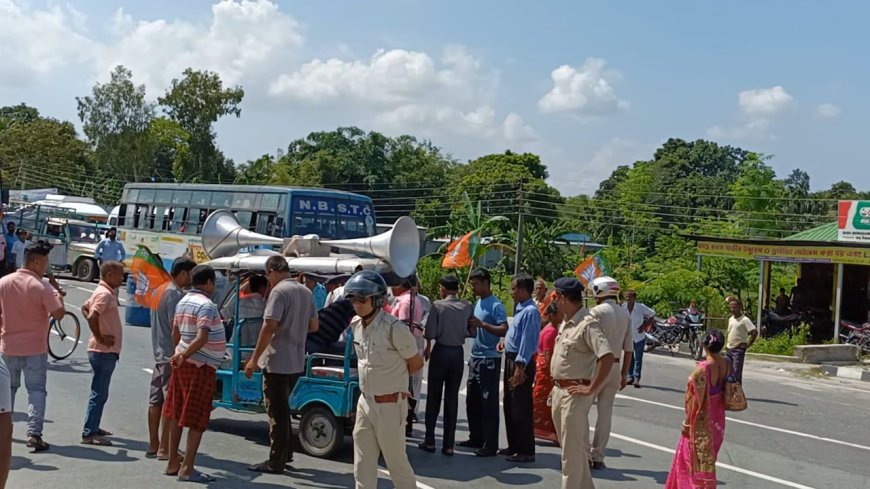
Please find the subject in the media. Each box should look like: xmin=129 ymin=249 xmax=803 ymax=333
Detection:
xmin=352 ymin=310 xmax=419 ymax=396
xmin=551 ymin=308 xmax=613 ymax=381
xmin=727 ymin=315 xmax=757 ymax=349
xmin=592 ymin=300 xmax=633 ymax=356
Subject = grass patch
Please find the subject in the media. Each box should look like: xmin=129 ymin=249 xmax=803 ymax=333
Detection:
xmin=749 ymin=325 xmax=810 ymax=356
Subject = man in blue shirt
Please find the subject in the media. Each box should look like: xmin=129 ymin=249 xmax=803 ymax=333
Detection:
xmin=94 ymin=227 xmax=126 ymax=266
xmin=501 ymin=272 xmax=540 ymax=463
xmin=459 ymin=268 xmax=508 ymax=457
xmin=4 ymin=222 xmax=17 ymax=273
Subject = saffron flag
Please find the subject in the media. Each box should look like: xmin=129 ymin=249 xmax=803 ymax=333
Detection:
xmin=574 ymin=254 xmax=605 ymax=287
xmin=441 ymin=231 xmax=480 ymax=269
xmin=131 ymin=245 xmax=171 ymax=309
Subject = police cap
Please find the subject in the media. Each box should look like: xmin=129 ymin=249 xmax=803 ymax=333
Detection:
xmin=554 ymin=277 xmax=583 ymax=295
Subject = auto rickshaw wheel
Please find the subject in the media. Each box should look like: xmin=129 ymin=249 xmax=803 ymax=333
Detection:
xmin=298 ymin=405 xmax=343 ymax=458
xmin=76 ymin=258 xmax=97 ymax=282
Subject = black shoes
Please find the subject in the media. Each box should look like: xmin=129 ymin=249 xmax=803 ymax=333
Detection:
xmin=474 ymin=448 xmax=497 ymax=457
xmin=457 ymin=440 xmax=482 ymax=449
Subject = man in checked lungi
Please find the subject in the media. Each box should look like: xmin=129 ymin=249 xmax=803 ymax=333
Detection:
xmin=163 ymin=265 xmax=226 ymax=483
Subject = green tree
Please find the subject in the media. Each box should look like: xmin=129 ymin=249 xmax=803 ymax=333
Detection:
xmin=76 ymin=65 xmax=156 ymax=181
xmin=0 ymin=117 xmax=104 ymax=198
xmin=159 ymin=68 xmax=243 ymax=182
xmin=729 ymin=153 xmax=786 ymax=237
xmin=0 ymin=104 xmax=41 ymax=128
xmin=148 ymin=117 xmax=192 ymax=182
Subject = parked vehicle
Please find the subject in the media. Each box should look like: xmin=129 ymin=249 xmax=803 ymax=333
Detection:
xmin=761 ymin=309 xmax=812 ymax=338
xmin=645 ymin=310 xmax=703 ymax=360
xmin=839 ymin=320 xmax=870 ymax=355
xmin=12 ymin=205 xmax=103 ymax=281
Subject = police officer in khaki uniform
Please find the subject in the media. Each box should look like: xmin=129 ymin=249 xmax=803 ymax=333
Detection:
xmin=345 ymin=271 xmax=424 ymax=489
xmin=549 ymin=277 xmax=615 ymax=489
xmin=587 ymin=276 xmax=633 ymax=470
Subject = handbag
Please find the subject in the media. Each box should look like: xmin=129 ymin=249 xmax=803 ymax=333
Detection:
xmin=723 ymin=361 xmax=748 ymax=411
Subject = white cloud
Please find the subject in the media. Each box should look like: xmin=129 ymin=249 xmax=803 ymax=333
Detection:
xmin=738 ymin=85 xmax=794 ymax=118
xmin=816 ymin=103 xmax=842 ymax=119
xmin=96 ymin=1 xmax=303 ymax=92
xmin=537 ymin=58 xmax=629 ymax=116
xmin=270 ymin=45 xmax=534 ymax=147
xmin=0 ymin=0 xmax=95 ymax=87
xmin=709 ymin=85 xmax=794 ymax=141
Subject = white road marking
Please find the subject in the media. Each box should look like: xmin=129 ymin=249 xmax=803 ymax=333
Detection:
xmin=377 ymin=469 xmax=436 ymax=489
xmin=607 ymin=431 xmax=816 ymax=489
xmin=142 ymin=368 xmax=153 ymax=374
xmin=616 ymin=393 xmax=870 ymax=452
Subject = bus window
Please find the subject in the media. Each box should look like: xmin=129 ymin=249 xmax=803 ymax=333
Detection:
xmin=164 ymin=207 xmax=175 ymax=231
xmin=172 ymin=190 xmax=191 ymax=204
xmin=172 ymin=207 xmax=186 ymax=232
xmin=190 ymin=191 xmax=210 ymax=207
xmin=261 ymin=193 xmax=280 ymax=212
xmin=151 ymin=206 xmax=167 ymax=230
xmin=211 ymin=192 xmax=232 ymax=208
xmin=155 ymin=190 xmax=173 ymax=205
xmin=256 ymin=213 xmax=274 ymax=235
xmin=126 ymin=189 xmax=139 ymax=203
xmin=135 ymin=205 xmax=148 ymax=229
xmin=117 ymin=204 xmax=127 ymax=227
xmin=232 ymin=193 xmax=256 ymax=210
xmin=273 ymin=217 xmax=285 ymax=237
xmin=196 ymin=209 xmax=210 ymax=234
xmin=138 ymin=189 xmax=155 ymax=204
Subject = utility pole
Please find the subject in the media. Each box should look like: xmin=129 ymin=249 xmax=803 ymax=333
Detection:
xmin=514 ymin=183 xmax=524 ymax=275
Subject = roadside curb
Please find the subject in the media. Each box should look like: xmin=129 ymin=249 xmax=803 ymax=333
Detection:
xmin=819 ymin=364 xmax=870 ymax=382
xmin=745 ymin=353 xmax=801 ymax=363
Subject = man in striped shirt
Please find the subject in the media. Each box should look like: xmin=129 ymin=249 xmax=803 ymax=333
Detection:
xmin=162 ymin=265 xmax=225 ymax=484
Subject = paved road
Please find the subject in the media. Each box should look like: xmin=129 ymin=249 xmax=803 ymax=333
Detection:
xmin=8 ymin=279 xmax=870 ymax=488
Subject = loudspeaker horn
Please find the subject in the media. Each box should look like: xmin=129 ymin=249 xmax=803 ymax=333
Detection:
xmin=322 ymin=216 xmax=420 ymax=278
xmin=201 ymin=210 xmax=284 ymax=259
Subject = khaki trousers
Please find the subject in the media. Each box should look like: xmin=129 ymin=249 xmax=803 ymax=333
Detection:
xmin=552 ymin=385 xmax=596 ymax=489
xmin=591 ymin=365 xmax=622 ymax=463
xmin=353 ymin=395 xmax=417 ymax=489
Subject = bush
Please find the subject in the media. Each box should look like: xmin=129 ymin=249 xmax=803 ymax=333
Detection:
xmin=749 ymin=325 xmax=809 ymax=356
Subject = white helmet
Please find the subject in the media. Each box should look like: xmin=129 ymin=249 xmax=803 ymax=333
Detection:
xmin=590 ymin=276 xmax=620 ymax=298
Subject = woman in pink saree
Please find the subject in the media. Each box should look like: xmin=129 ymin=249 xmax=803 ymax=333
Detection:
xmin=666 ymin=329 xmax=730 ymax=489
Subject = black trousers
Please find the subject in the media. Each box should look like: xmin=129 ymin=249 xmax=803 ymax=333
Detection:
xmin=424 ymin=344 xmax=465 ymax=448
xmin=263 ymin=371 xmax=301 ymax=469
xmin=466 ymin=356 xmax=501 ymax=450
xmin=503 ymin=352 xmax=536 ymax=456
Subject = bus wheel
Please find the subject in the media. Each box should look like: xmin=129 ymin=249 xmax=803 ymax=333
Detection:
xmin=298 ymin=405 xmax=343 ymax=458
xmin=76 ymin=258 xmax=97 ymax=282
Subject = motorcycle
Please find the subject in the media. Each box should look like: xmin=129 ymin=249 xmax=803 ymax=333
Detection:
xmin=644 ymin=310 xmax=703 ymax=360
xmin=839 ymin=319 xmax=870 ymax=355
xmin=761 ymin=309 xmax=812 ymax=338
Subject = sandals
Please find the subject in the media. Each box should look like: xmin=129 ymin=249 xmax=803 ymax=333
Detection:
xmin=26 ymin=436 xmax=50 ymax=452
xmin=247 ymin=461 xmax=284 ymax=474
xmin=442 ymin=448 xmax=454 ymax=457
xmin=81 ymin=437 xmax=113 ymax=446
xmin=157 ymin=451 xmax=185 ymax=461
xmin=96 ymin=429 xmax=113 ymax=436
xmin=178 ymin=470 xmax=215 ymax=483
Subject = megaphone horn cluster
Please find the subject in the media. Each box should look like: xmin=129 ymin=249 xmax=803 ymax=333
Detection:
xmin=200 ymin=210 xmax=420 ymax=278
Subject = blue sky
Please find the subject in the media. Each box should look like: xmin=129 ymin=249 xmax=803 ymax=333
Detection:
xmin=1 ymin=0 xmax=867 ymax=195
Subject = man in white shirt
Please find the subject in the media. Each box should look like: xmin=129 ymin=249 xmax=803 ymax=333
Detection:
xmin=12 ymin=230 xmax=28 ymax=270
xmin=622 ymin=289 xmax=655 ymax=388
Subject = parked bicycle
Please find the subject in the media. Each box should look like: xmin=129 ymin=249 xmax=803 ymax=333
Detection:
xmin=839 ymin=320 xmax=870 ymax=355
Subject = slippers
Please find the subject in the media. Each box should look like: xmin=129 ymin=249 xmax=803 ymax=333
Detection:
xmin=442 ymin=448 xmax=454 ymax=457
xmin=178 ymin=470 xmax=216 ymax=483
xmin=81 ymin=437 xmax=113 ymax=446
xmin=163 ymin=470 xmax=179 ymax=477
xmin=96 ymin=429 xmax=113 ymax=436
xmin=157 ymin=451 xmax=184 ymax=461
xmin=416 ymin=442 xmax=436 ymax=453
xmin=145 ymin=451 xmax=158 ymax=459
xmin=247 ymin=461 xmax=284 ymax=474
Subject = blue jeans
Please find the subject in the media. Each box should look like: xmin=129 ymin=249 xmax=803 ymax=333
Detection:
xmin=1 ymin=353 xmax=48 ymax=437
xmin=82 ymin=352 xmax=118 ymax=438
xmin=628 ymin=340 xmax=645 ymax=382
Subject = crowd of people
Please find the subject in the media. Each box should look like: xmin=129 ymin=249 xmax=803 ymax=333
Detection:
xmin=0 ymin=236 xmax=762 ymax=488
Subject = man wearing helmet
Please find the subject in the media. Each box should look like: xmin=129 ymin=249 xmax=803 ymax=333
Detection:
xmin=345 ymin=270 xmax=424 ymax=489
xmin=587 ymin=276 xmax=633 ymax=471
